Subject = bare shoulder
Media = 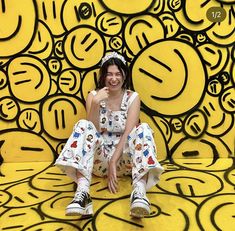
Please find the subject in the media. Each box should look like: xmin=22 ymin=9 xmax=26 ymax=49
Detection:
xmin=126 ymin=90 xmax=139 ymax=101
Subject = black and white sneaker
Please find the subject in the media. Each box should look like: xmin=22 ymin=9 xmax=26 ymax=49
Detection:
xmin=130 ymin=190 xmax=150 ymax=218
xmin=66 ymin=191 xmax=93 ymax=216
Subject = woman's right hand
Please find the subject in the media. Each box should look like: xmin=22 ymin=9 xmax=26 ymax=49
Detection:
xmin=95 ymin=87 xmax=109 ymax=103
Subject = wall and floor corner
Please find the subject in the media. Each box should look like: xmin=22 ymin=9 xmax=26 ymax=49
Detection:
xmin=0 ymin=1 xmax=235 ymax=230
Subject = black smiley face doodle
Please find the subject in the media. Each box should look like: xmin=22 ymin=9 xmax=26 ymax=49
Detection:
xmin=96 ymin=11 xmax=123 ymax=36
xmin=41 ymin=95 xmax=86 ymax=139
xmin=132 ymin=40 xmax=206 ymax=116
xmin=58 ymin=69 xmax=81 ymax=95
xmin=206 ymin=5 xmax=235 ymax=46
xmin=0 ymin=97 xmax=19 ymax=121
xmin=197 ymin=43 xmax=229 ymax=77
xmin=54 ymin=40 xmax=64 ymax=59
xmin=109 ymin=36 xmax=123 ymax=51
xmin=7 ymin=55 xmax=51 ymax=103
xmin=174 ymin=0 xmax=221 ymax=31
xmin=124 ymin=14 xmax=165 ymax=55
xmin=64 ymin=26 xmax=105 ymax=69
xmin=17 ymin=109 xmax=41 ymax=133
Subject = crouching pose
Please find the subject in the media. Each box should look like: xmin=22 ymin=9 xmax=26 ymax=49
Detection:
xmin=55 ymin=52 xmax=164 ymax=218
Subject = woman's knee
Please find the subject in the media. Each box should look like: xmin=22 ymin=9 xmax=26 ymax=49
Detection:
xmin=74 ymin=119 xmax=97 ymax=132
xmin=132 ymin=122 xmax=151 ymax=133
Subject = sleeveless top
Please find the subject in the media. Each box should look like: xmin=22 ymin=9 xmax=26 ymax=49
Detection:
xmin=90 ymin=89 xmax=138 ymax=147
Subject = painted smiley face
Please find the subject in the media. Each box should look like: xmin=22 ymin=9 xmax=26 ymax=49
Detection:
xmin=92 ymin=193 xmax=198 ymax=230
xmin=159 ymin=12 xmax=180 ymax=38
xmin=197 ymin=43 xmax=229 ymax=77
xmin=54 ymin=40 xmax=64 ymax=59
xmin=0 ymin=97 xmax=19 ymax=121
xmin=200 ymin=93 xmax=233 ymax=136
xmin=131 ymin=40 xmax=206 ymax=116
xmin=109 ymin=36 xmax=123 ymax=51
xmin=17 ymin=109 xmax=41 ymax=133
xmin=96 ymin=11 xmax=123 ymax=36
xmin=0 ymin=0 xmax=36 ymax=57
xmin=124 ymin=14 xmax=165 ymax=55
xmin=7 ymin=55 xmax=51 ymax=103
xmin=171 ymin=135 xmax=233 ymax=171
xmin=41 ymin=95 xmax=86 ymax=139
xmin=183 ymin=110 xmax=207 ymax=138
xmin=173 ymin=0 xmax=220 ymax=31
xmin=206 ymin=5 xmax=235 ymax=46
xmin=64 ymin=26 xmax=105 ymax=69
xmin=197 ymin=194 xmax=235 ymax=230
xmin=157 ymin=170 xmax=223 ymax=197
xmin=220 ymin=87 xmax=235 ymax=113
xmin=58 ymin=68 xmax=81 ymax=95
xmin=0 ymin=130 xmax=55 ymax=162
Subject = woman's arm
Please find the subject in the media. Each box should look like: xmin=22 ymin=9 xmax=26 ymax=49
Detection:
xmin=86 ymin=87 xmax=109 ymax=131
xmin=108 ymin=93 xmax=140 ymax=193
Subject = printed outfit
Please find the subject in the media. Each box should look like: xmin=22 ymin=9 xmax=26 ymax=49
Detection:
xmin=55 ymin=90 xmax=164 ymax=190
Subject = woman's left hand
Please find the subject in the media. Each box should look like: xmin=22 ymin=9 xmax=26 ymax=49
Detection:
xmin=108 ymin=159 xmax=118 ymax=193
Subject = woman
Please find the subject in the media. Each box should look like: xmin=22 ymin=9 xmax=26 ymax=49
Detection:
xmin=55 ymin=52 xmax=164 ymax=218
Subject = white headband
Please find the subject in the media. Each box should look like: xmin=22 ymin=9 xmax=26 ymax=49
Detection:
xmin=101 ymin=52 xmax=126 ymax=66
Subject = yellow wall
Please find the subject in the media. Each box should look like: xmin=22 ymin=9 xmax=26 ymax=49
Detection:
xmin=0 ymin=0 xmax=234 ymax=163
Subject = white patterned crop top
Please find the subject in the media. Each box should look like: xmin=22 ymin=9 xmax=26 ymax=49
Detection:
xmin=90 ymin=89 xmax=138 ymax=134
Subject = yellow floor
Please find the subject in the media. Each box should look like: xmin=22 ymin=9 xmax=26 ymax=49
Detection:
xmin=1 ymin=158 xmax=235 ymax=231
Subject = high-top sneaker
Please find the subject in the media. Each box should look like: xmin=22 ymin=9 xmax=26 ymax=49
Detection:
xmin=130 ymin=189 xmax=150 ymax=218
xmin=66 ymin=191 xmax=93 ymax=216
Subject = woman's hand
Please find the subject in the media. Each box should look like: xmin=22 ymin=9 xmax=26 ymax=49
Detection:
xmin=95 ymin=87 xmax=109 ymax=103
xmin=108 ymin=159 xmax=118 ymax=193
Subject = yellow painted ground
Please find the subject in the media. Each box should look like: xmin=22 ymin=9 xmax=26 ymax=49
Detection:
xmin=1 ymin=158 xmax=235 ymax=231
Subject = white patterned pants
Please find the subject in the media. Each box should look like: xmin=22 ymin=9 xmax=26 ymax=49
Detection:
xmin=55 ymin=119 xmax=164 ymax=190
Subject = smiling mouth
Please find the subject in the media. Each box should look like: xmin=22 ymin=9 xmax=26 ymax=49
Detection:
xmin=109 ymin=82 xmax=119 ymax=87
xmin=0 ymin=15 xmax=22 ymax=41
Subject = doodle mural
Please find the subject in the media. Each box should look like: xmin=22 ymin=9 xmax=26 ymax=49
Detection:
xmin=0 ymin=0 xmax=235 ymax=230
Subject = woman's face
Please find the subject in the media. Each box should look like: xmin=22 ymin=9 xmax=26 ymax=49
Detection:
xmin=105 ymin=64 xmax=124 ymax=91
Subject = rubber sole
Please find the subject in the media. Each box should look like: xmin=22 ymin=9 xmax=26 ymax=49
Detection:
xmin=66 ymin=203 xmax=93 ymax=216
xmin=130 ymin=202 xmax=150 ymax=218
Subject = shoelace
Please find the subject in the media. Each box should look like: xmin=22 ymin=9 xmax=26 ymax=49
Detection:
xmin=133 ymin=186 xmax=146 ymax=199
xmin=74 ymin=191 xmax=86 ymax=201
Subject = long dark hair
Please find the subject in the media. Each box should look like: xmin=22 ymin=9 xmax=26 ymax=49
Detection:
xmin=97 ymin=57 xmax=130 ymax=89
